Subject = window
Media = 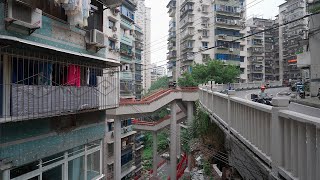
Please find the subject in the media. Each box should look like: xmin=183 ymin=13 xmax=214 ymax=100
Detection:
xmin=187 ymin=41 xmax=193 ymax=48
xmin=240 ymin=68 xmax=245 ymax=74
xmin=240 ymin=56 xmax=245 ymax=62
xmin=202 ymin=42 xmax=208 ymax=48
xmin=202 ymin=54 xmax=210 ymax=61
xmin=34 ymin=0 xmax=67 ymax=21
xmin=86 ymin=0 xmax=103 ymax=31
xmin=108 ymin=122 xmax=114 ymax=132
xmin=87 ymin=151 xmax=101 ymax=179
xmin=202 ymin=30 xmax=209 ymax=37
xmin=109 ymin=19 xmax=115 ymax=29
xmin=109 ymin=40 xmax=116 ymax=49
xmin=240 ymin=45 xmax=244 ymax=51
xmin=120 ymin=6 xmax=135 ymax=21
xmin=201 ymin=5 xmax=209 ymax=13
xmin=10 ymin=142 xmax=102 ymax=180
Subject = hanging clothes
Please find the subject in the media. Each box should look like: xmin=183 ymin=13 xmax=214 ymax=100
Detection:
xmin=38 ymin=63 xmax=53 ymax=85
xmin=62 ymin=0 xmax=84 ymax=26
xmin=82 ymin=0 xmax=91 ymax=27
xmin=67 ymin=64 xmax=81 ymax=87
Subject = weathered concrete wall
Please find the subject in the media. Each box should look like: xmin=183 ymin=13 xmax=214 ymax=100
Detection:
xmin=0 ymin=4 xmax=106 ymax=59
xmin=0 ymin=111 xmax=106 ymax=167
xmin=225 ymin=135 xmax=271 ymax=180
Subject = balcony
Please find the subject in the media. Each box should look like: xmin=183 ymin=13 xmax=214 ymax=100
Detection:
xmin=180 ymin=1 xmax=194 ymax=19
xmin=215 ymin=18 xmax=241 ymax=28
xmin=135 ymin=42 xmax=143 ymax=50
xmin=215 ymin=7 xmax=241 ymax=18
xmin=168 ymin=33 xmax=176 ymax=41
xmin=250 ymin=47 xmax=264 ymax=54
xmin=0 ymin=56 xmax=119 ymax=122
xmin=120 ymin=71 xmax=133 ymax=80
xmin=216 ymin=48 xmax=240 ymax=55
xmin=167 ymin=51 xmax=177 ymax=59
xmin=216 ymin=34 xmax=241 ymax=42
xmin=167 ymin=0 xmax=177 ymax=17
xmin=135 ymin=74 xmax=142 ymax=82
xmin=121 ymin=35 xmax=134 ymax=46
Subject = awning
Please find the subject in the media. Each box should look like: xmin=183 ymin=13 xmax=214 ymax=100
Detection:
xmin=288 ymin=59 xmax=297 ymax=63
xmin=0 ymin=35 xmax=120 ymax=67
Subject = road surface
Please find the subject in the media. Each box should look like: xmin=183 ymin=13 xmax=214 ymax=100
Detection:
xmin=234 ymin=87 xmax=320 ymax=118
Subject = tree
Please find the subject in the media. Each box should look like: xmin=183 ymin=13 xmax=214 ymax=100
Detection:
xmin=147 ymin=76 xmax=169 ymax=94
xmin=178 ymin=60 xmax=241 ymax=87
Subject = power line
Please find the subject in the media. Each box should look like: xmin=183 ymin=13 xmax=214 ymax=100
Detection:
xmin=111 ymin=10 xmax=320 ymax=74
xmin=142 ymin=0 xmax=262 ymax=55
xmin=143 ymin=0 xmax=254 ymax=49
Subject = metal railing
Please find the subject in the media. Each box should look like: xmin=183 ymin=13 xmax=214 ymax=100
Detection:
xmin=0 ymin=51 xmax=119 ymax=123
xmin=199 ymin=87 xmax=320 ymax=180
xmin=200 ymin=81 xmax=283 ymax=92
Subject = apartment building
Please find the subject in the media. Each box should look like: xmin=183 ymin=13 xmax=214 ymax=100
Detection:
xmin=297 ymin=0 xmax=320 ymax=96
xmin=119 ymin=0 xmax=140 ymax=99
xmin=212 ymin=0 xmax=246 ymax=67
xmin=167 ymin=0 xmax=177 ymax=82
xmin=135 ymin=0 xmax=151 ymax=94
xmin=279 ymin=0 xmax=308 ymax=81
xmin=243 ymin=18 xmax=280 ymax=82
xmin=105 ymin=118 xmax=140 ymax=180
xmin=167 ymin=0 xmax=246 ymax=80
xmin=151 ymin=64 xmax=167 ymax=84
xmin=0 ymin=0 xmax=122 ymax=180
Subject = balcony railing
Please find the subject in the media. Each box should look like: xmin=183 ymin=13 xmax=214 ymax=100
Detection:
xmin=0 ymin=52 xmax=119 ymax=122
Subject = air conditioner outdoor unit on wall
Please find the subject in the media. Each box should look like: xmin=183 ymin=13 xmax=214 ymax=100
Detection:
xmin=90 ymin=29 xmax=105 ymax=46
xmin=6 ymin=0 xmax=42 ymax=34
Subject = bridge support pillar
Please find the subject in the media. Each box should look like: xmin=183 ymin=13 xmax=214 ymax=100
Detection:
xmin=177 ymin=124 xmax=181 ymax=158
xmin=152 ymin=132 xmax=158 ymax=178
xmin=170 ymin=101 xmax=177 ymax=180
xmin=114 ymin=118 xmax=122 ymax=180
xmin=187 ymin=102 xmax=194 ymax=171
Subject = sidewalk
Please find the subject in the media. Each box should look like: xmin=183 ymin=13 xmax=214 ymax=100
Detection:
xmin=291 ymin=96 xmax=320 ymax=109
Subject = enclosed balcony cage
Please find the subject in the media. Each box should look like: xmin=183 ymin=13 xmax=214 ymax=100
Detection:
xmin=0 ymin=45 xmax=119 ymax=122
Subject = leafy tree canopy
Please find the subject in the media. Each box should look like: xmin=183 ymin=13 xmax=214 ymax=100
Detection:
xmin=178 ymin=60 xmax=240 ymax=87
xmin=146 ymin=76 xmax=169 ymax=94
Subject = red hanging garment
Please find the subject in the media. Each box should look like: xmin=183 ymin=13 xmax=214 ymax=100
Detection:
xmin=67 ymin=64 xmax=81 ymax=87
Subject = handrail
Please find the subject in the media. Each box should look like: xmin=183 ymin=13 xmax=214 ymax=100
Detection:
xmin=120 ymin=88 xmax=198 ymax=106
xmin=132 ymin=111 xmax=183 ymax=126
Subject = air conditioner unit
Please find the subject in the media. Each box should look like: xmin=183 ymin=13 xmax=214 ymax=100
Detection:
xmin=6 ymin=1 xmax=42 ymax=34
xmin=90 ymin=29 xmax=105 ymax=46
xmin=112 ymin=26 xmax=117 ymax=32
xmin=229 ymin=48 xmax=234 ymax=52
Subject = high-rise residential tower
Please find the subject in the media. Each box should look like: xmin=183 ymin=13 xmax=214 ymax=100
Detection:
xmin=243 ymin=18 xmax=280 ymax=82
xmin=279 ymin=0 xmax=308 ymax=81
xmin=167 ymin=0 xmax=246 ymax=81
xmin=135 ymin=0 xmax=151 ymax=94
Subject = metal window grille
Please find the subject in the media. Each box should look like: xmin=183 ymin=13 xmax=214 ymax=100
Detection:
xmin=0 ymin=46 xmax=119 ymax=123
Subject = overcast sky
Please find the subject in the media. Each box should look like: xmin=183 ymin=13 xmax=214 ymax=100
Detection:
xmin=144 ymin=0 xmax=286 ymax=66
